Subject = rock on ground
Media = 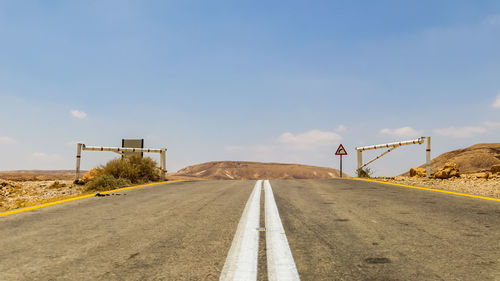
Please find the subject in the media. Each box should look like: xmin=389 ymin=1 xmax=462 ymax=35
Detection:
xmin=433 ymin=162 xmax=460 ymax=179
xmin=490 ymin=164 xmax=500 ymax=174
xmin=409 ymin=167 xmax=427 ymax=177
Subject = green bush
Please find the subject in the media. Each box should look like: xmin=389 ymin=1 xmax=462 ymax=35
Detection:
xmin=85 ymin=175 xmax=131 ymax=192
xmin=84 ymin=156 xmax=161 ymax=191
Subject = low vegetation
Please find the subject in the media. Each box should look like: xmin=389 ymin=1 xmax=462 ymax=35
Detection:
xmin=48 ymin=181 xmax=66 ymax=189
xmin=85 ymin=175 xmax=132 ymax=192
xmin=356 ymin=167 xmax=373 ymax=178
xmin=83 ymin=156 xmax=161 ymax=192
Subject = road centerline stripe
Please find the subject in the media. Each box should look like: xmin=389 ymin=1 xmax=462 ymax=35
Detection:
xmin=220 ymin=180 xmax=262 ymax=281
xmin=264 ymin=180 xmax=300 ymax=281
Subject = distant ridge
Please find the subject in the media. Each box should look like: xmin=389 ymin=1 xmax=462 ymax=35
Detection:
xmin=0 ymin=170 xmax=81 ymax=181
xmin=171 ymin=161 xmax=345 ymax=180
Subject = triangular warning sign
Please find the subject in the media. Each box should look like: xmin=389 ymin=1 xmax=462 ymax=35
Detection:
xmin=335 ymin=144 xmax=347 ymax=155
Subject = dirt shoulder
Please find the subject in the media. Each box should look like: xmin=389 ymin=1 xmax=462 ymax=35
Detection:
xmin=0 ymin=178 xmax=198 ymax=212
xmin=0 ymin=180 xmax=84 ymax=211
xmin=375 ymin=176 xmax=500 ymax=199
xmin=0 ymin=170 xmax=203 ymax=211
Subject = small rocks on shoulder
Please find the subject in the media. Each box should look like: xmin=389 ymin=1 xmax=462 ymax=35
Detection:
xmin=409 ymin=163 xmax=500 ymax=180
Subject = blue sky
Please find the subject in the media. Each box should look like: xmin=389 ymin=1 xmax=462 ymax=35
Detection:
xmin=1 ymin=0 xmax=499 ymax=176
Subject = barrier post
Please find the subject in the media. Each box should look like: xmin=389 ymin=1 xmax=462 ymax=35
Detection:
xmin=160 ymin=149 xmax=166 ymax=181
xmin=340 ymin=155 xmax=343 ymax=178
xmin=75 ymin=143 xmax=83 ymax=182
xmin=426 ymin=137 xmax=431 ymax=178
xmin=357 ymin=150 xmax=363 ymax=172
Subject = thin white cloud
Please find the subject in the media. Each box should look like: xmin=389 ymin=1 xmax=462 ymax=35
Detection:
xmin=29 ymin=152 xmax=64 ymax=168
xmin=335 ymin=125 xmax=347 ymax=132
xmin=224 ymin=130 xmax=342 ymax=156
xmin=484 ymin=121 xmax=500 ymax=129
xmin=493 ymin=94 xmax=500 ymax=108
xmin=0 ymin=136 xmax=16 ymax=144
xmin=279 ymin=130 xmax=342 ymax=150
xmin=31 ymin=152 xmax=63 ymax=161
xmin=433 ymin=126 xmax=486 ymax=138
xmin=484 ymin=14 xmax=500 ymax=25
xmin=379 ymin=127 xmax=423 ymax=138
xmin=224 ymin=145 xmax=246 ymax=151
xmin=223 ymin=130 xmax=343 ymax=167
xmin=225 ymin=144 xmax=275 ymax=154
xmin=71 ymin=110 xmax=87 ymax=119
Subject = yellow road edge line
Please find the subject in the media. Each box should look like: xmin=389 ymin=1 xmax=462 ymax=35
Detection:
xmin=351 ymin=178 xmax=500 ymax=202
xmin=0 ymin=180 xmax=184 ymax=218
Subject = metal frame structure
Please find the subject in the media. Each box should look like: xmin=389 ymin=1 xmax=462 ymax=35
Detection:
xmin=356 ymin=137 xmax=431 ymax=178
xmin=75 ymin=143 xmax=167 ymax=182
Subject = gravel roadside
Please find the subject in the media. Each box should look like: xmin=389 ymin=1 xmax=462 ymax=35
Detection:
xmin=376 ymin=176 xmax=500 ymax=199
xmin=0 ymin=180 xmax=83 ymax=211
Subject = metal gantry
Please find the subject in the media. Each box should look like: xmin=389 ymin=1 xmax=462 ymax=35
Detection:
xmin=356 ymin=137 xmax=431 ymax=178
xmin=75 ymin=143 xmax=167 ymax=182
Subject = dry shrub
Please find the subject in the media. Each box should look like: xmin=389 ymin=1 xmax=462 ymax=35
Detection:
xmin=84 ymin=156 xmax=160 ymax=191
xmin=48 ymin=181 xmax=66 ymax=189
xmin=85 ymin=175 xmax=131 ymax=192
xmin=99 ymin=156 xmax=160 ymax=183
xmin=357 ymin=167 xmax=373 ymax=178
xmin=81 ymin=168 xmax=101 ymax=183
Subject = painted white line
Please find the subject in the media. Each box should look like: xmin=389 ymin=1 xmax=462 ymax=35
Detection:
xmin=264 ymin=180 xmax=300 ymax=281
xmin=220 ymin=180 xmax=262 ymax=281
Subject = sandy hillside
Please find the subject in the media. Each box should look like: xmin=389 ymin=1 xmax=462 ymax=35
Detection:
xmin=405 ymin=143 xmax=500 ymax=175
xmin=172 ymin=161 xmax=344 ymax=180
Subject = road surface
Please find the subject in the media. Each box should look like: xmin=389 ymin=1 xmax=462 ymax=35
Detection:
xmin=0 ymin=179 xmax=499 ymax=280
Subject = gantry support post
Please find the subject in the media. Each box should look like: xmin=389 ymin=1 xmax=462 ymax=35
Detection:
xmin=75 ymin=143 xmax=83 ymax=182
xmin=426 ymin=137 xmax=431 ymax=178
xmin=357 ymin=150 xmax=363 ymax=172
xmin=160 ymin=149 xmax=166 ymax=181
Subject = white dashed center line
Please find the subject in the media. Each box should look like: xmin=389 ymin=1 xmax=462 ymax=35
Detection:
xmin=264 ymin=180 xmax=300 ymax=281
xmin=220 ymin=180 xmax=262 ymax=281
xmin=220 ymin=180 xmax=300 ymax=281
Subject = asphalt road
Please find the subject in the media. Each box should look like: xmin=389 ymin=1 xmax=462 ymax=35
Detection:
xmin=0 ymin=179 xmax=499 ymax=281
xmin=271 ymin=179 xmax=500 ymax=281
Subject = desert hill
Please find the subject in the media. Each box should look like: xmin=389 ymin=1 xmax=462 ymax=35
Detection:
xmin=171 ymin=161 xmax=344 ymax=180
xmin=410 ymin=143 xmax=500 ymax=174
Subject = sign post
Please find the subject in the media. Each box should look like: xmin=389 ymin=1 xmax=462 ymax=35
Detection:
xmin=335 ymin=144 xmax=348 ymax=178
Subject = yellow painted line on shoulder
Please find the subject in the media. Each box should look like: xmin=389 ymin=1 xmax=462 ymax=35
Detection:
xmin=0 ymin=180 xmax=184 ymax=218
xmin=351 ymin=178 xmax=500 ymax=202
